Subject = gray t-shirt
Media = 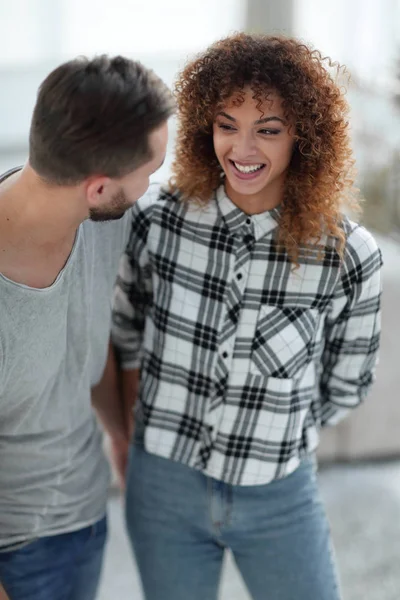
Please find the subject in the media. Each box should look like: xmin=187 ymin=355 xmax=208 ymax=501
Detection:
xmin=0 ymin=168 xmax=130 ymax=546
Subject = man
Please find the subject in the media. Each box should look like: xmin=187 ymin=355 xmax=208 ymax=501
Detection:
xmin=0 ymin=54 xmax=174 ymax=599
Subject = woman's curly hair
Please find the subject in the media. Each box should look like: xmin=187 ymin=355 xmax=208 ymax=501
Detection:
xmin=170 ymin=33 xmax=360 ymax=264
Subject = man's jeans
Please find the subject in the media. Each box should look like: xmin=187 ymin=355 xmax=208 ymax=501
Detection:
xmin=0 ymin=516 xmax=107 ymax=600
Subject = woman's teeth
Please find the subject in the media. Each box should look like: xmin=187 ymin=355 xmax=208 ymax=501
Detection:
xmin=233 ymin=162 xmax=264 ymax=174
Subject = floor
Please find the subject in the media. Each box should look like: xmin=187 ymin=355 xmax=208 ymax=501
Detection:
xmin=98 ymin=460 xmax=400 ymax=600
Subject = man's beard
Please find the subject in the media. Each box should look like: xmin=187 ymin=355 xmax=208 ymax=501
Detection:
xmin=89 ymin=188 xmax=131 ymax=222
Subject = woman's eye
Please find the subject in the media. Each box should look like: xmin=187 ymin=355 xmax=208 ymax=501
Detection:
xmin=259 ymin=128 xmax=281 ymax=135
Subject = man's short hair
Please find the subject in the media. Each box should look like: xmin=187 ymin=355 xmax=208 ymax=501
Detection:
xmin=29 ymin=55 xmax=174 ymax=184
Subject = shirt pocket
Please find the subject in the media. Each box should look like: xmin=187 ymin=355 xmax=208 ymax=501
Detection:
xmin=250 ymin=305 xmax=320 ymax=379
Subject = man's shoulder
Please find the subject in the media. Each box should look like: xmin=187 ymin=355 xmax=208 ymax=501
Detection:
xmin=0 ymin=166 xmax=22 ymax=185
xmin=81 ymin=210 xmax=132 ymax=253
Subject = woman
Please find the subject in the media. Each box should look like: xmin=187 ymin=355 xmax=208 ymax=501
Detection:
xmin=112 ymin=33 xmax=382 ymax=600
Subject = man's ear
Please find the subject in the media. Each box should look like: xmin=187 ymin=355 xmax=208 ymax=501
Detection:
xmin=85 ymin=175 xmax=112 ymax=208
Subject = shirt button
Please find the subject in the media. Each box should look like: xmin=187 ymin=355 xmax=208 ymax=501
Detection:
xmin=246 ymin=217 xmax=251 ymax=225
xmin=222 ymin=351 xmax=228 ymax=359
xmin=243 ymin=234 xmax=254 ymax=246
xmin=236 ymin=272 xmax=243 ymax=280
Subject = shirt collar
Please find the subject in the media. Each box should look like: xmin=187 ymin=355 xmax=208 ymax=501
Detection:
xmin=215 ymin=185 xmax=281 ymax=240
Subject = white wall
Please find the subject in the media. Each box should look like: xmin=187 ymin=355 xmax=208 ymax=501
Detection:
xmin=1 ymin=0 xmax=246 ymax=67
xmin=294 ymin=0 xmax=400 ymax=89
xmin=1 ymin=0 xmax=400 ymax=173
xmin=0 ymin=0 xmax=245 ymax=174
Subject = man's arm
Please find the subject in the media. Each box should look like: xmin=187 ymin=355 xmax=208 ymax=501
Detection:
xmin=92 ymin=341 xmax=127 ymax=440
xmin=91 ymin=341 xmax=130 ymax=488
xmin=98 ymin=194 xmax=153 ymax=483
xmin=119 ymin=367 xmax=140 ymax=439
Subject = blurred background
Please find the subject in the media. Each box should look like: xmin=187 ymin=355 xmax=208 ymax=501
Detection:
xmin=1 ymin=1 xmax=400 ymax=598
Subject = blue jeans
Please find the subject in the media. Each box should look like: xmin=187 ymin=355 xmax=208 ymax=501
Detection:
xmin=126 ymin=444 xmax=341 ymax=600
xmin=0 ymin=516 xmax=107 ymax=600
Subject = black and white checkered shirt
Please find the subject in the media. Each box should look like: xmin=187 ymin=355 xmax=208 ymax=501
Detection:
xmin=112 ymin=184 xmax=382 ymax=485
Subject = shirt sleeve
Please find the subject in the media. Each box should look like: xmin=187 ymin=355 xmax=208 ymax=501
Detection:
xmin=319 ymin=225 xmax=383 ymax=426
xmin=111 ymin=193 xmax=154 ymax=370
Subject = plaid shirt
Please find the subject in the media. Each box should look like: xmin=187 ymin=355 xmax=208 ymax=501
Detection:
xmin=112 ymin=184 xmax=382 ymax=485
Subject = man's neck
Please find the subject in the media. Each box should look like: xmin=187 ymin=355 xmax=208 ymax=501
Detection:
xmin=0 ymin=164 xmax=86 ymax=248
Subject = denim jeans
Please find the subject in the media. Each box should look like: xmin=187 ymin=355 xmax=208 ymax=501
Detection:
xmin=126 ymin=442 xmax=341 ymax=600
xmin=0 ymin=516 xmax=107 ymax=600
